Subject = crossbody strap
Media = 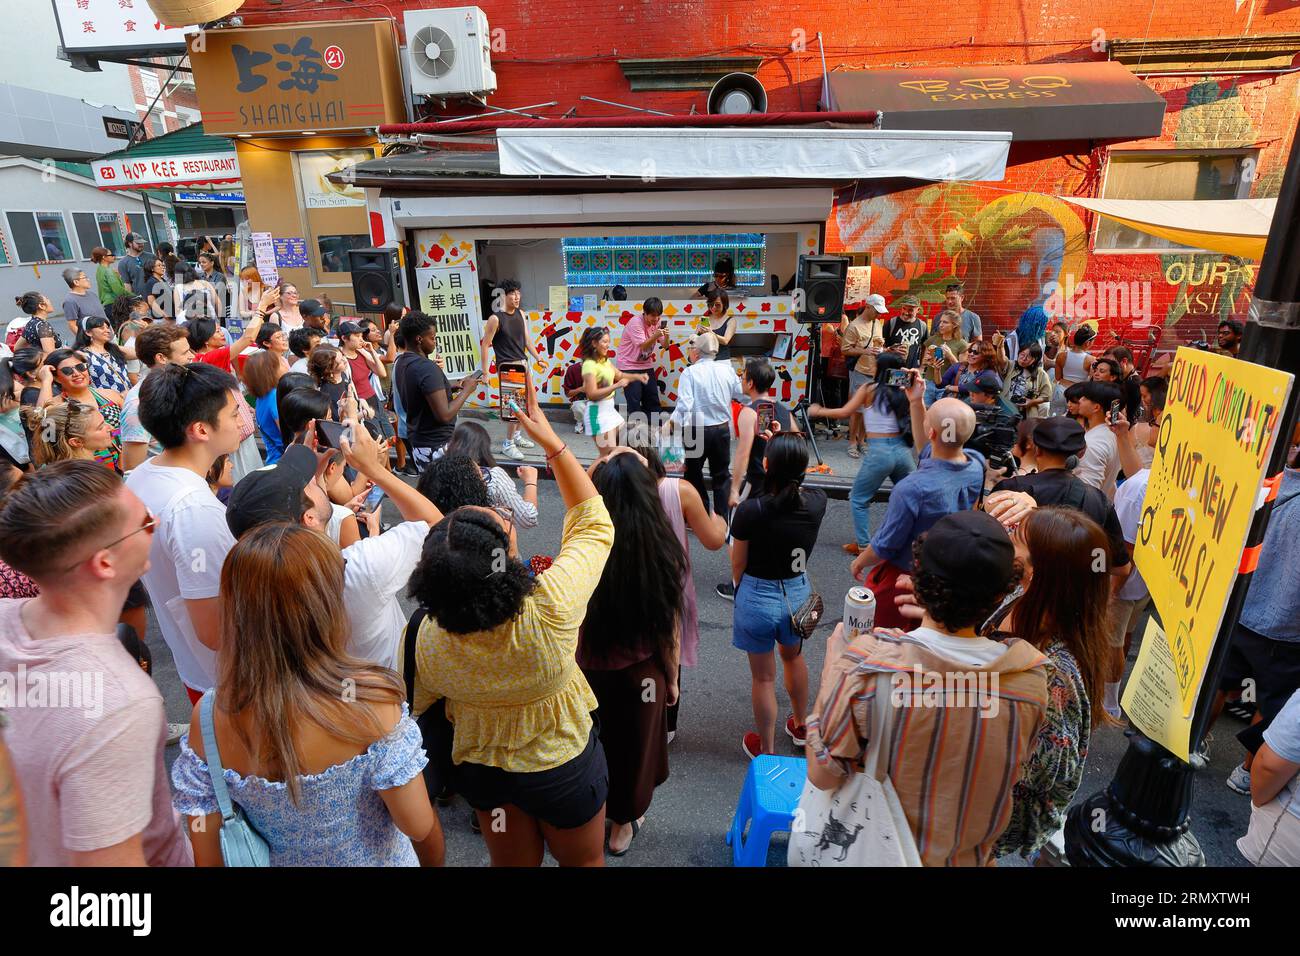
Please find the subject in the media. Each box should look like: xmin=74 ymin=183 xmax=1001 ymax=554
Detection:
xmin=402 ymin=607 xmax=430 ymax=707
xmin=199 ymin=690 xmax=237 ymax=824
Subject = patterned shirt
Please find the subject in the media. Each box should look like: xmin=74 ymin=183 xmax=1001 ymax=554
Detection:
xmin=996 ymin=639 xmax=1090 ymax=858
xmin=807 ymin=627 xmax=1049 ymax=866
xmin=412 ymin=496 xmax=613 ymax=772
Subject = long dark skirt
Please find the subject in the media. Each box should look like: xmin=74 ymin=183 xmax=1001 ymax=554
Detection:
xmin=582 ymin=656 xmax=670 ymax=825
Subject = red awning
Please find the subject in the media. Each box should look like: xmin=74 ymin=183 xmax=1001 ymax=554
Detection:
xmin=380 ymin=110 xmax=880 ymax=137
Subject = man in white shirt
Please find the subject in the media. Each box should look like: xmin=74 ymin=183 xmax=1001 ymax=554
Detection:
xmin=121 ymin=323 xmax=195 ymax=473
xmin=125 ymin=362 xmax=244 ymax=703
xmin=666 ymin=331 xmax=743 ymax=517
xmin=224 ymin=420 xmax=444 ymax=670
xmin=1072 ymin=380 xmax=1125 ymax=499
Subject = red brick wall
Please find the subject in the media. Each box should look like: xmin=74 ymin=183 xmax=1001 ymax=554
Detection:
xmin=235 ymin=1 xmax=1300 ymax=349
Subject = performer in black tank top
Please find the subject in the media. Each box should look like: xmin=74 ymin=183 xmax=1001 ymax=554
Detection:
xmin=481 ymin=279 xmax=534 ymax=457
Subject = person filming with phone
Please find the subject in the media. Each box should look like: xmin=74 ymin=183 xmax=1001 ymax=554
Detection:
xmin=806 ymin=352 xmax=918 ymax=558
xmin=1069 ymin=381 xmax=1125 ymax=500
xmin=396 ymin=311 xmax=483 ymax=471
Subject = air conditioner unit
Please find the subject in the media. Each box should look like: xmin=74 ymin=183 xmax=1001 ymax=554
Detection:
xmin=404 ymin=6 xmax=497 ymax=98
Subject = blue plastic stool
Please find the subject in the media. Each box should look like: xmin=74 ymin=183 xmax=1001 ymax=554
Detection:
xmin=726 ymin=754 xmax=806 ymax=866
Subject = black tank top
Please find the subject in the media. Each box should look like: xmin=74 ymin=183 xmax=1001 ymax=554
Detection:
xmin=492 ymin=310 xmax=527 ymax=364
xmin=741 ymin=397 xmax=794 ymax=489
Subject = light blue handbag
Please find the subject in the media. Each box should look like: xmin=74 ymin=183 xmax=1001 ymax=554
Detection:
xmin=199 ymin=690 xmax=271 ymax=867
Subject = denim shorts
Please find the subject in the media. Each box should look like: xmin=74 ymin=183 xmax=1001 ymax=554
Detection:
xmin=732 ymin=573 xmax=810 ymax=654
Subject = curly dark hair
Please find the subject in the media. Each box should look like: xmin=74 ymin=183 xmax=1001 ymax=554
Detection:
xmin=406 ymin=506 xmax=537 ymax=634
xmin=909 ymin=534 xmax=1023 ymax=633
xmin=416 ymin=454 xmax=488 ymax=514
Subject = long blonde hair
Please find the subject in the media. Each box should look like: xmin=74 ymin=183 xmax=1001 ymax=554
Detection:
xmin=21 ymin=400 xmax=101 ymax=467
xmin=217 ymin=523 xmax=404 ymax=803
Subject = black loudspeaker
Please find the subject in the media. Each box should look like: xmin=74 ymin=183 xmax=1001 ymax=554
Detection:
xmin=796 ymin=254 xmax=849 ymax=323
xmin=348 ymin=247 xmax=403 ymax=313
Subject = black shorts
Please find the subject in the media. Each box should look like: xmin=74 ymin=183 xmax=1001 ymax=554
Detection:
xmin=453 ymin=723 xmax=608 ymax=830
xmin=1218 ymin=623 xmax=1300 ymax=725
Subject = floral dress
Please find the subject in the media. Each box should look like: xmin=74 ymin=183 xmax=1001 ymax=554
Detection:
xmin=996 ymin=639 xmax=1090 ymax=858
xmin=171 ymin=705 xmax=428 ymax=866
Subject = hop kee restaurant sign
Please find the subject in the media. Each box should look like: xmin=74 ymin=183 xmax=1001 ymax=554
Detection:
xmin=189 ymin=20 xmax=407 ymax=136
xmin=93 ymin=152 xmax=241 ymax=190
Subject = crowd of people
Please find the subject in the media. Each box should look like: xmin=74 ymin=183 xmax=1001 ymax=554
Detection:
xmin=0 ymin=257 xmax=1295 ymax=870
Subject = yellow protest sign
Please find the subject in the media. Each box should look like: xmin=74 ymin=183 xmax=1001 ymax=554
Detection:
xmin=1134 ymin=347 xmax=1292 ymax=715
xmin=1122 ymin=618 xmax=1194 ymax=761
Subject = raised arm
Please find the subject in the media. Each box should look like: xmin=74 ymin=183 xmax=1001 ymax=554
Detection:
xmin=514 ymin=376 xmax=597 ymax=509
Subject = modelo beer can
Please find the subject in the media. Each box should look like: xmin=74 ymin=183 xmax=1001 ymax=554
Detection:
xmin=844 ymin=586 xmax=876 ymax=638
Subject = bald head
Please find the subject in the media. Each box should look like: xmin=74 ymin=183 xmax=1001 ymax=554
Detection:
xmin=927 ymin=398 xmax=976 ymax=450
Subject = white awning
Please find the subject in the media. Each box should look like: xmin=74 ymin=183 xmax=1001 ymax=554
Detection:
xmin=496 ymin=127 xmax=1012 ymax=182
xmin=385 ymin=187 xmax=836 ymax=229
xmin=1060 ymin=197 xmax=1275 ymax=259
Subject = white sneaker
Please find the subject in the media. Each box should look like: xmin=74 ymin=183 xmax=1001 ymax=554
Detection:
xmin=501 ymin=440 xmax=524 ymax=461
xmin=514 ymin=434 xmax=535 ymax=449
xmin=1226 ymin=762 xmax=1252 ymax=795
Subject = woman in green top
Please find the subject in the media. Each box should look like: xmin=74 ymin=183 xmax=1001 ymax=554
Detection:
xmin=92 ymin=247 xmax=126 ymax=307
xmin=920 ymin=309 xmax=967 ymax=408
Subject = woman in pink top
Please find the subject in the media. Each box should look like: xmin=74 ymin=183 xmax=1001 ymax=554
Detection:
xmin=634 ymin=438 xmax=727 ymax=738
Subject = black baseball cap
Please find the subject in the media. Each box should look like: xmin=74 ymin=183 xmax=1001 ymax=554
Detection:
xmin=337 ymin=320 xmax=363 ymax=337
xmin=918 ymin=510 xmax=1015 ymax=584
xmin=972 ymin=370 xmax=1003 ymax=394
xmin=300 ymin=298 xmax=327 ymax=318
xmin=225 ymin=444 xmax=318 ymax=539
xmin=1031 ymin=416 xmax=1087 ymax=455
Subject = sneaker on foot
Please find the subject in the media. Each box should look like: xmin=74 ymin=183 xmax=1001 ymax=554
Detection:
xmin=574 ymin=422 xmax=583 ymax=433
xmin=514 ymin=433 xmax=535 ymax=448
xmin=742 ymin=732 xmax=763 ymax=760
xmin=166 ymin=722 xmax=186 ymax=746
xmin=847 ymin=444 xmax=862 ymax=459
xmin=501 ymin=440 xmax=525 ymax=461
xmin=1226 ymin=762 xmax=1252 ymax=795
xmin=715 ymin=582 xmax=735 ymax=601
xmin=784 ymin=715 xmax=807 ymax=747
xmin=666 ymin=730 xmax=676 ymax=745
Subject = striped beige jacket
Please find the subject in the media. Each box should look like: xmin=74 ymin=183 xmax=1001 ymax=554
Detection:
xmin=807 ymin=628 xmax=1049 ymax=867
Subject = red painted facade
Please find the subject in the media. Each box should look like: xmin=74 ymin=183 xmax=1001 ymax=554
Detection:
xmin=235 ymin=1 xmax=1300 ymax=349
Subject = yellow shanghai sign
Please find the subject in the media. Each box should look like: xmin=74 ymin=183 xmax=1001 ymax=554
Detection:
xmin=1132 ymin=348 xmax=1292 ymax=718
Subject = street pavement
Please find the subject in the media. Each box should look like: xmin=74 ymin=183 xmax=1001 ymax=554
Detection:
xmin=148 ymin=413 xmax=1254 ymax=867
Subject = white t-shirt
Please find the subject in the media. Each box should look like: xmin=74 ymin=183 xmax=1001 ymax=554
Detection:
xmin=326 ymin=502 xmax=353 ymax=544
xmin=1113 ymin=468 xmax=1151 ymax=602
xmin=342 ymin=520 xmax=429 ymax=670
xmin=904 ymin=625 xmax=1008 ymax=666
xmin=124 ymin=459 xmax=234 ymax=691
xmin=1077 ymin=424 xmax=1121 ymax=499
xmin=290 ymin=357 xmax=310 ymax=376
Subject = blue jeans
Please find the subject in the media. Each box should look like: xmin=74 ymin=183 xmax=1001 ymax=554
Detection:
xmin=732 ymin=573 xmax=811 ymax=653
xmin=923 ymin=380 xmax=941 ymax=408
xmin=851 ymin=437 xmax=916 ymax=547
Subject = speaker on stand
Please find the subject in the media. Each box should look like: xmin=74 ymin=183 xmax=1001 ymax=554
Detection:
xmin=348 ymin=248 xmax=404 ymax=314
xmin=793 ymin=254 xmax=849 ymax=464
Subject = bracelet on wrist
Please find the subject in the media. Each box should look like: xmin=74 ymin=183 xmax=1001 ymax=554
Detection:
xmin=545 ymin=445 xmax=569 ymax=462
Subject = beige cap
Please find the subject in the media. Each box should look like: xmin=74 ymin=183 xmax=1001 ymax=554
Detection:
xmin=689 ymin=331 xmax=719 ymax=356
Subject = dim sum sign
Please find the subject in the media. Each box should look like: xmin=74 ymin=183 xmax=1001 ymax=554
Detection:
xmin=1134 ymin=347 xmax=1293 ymax=714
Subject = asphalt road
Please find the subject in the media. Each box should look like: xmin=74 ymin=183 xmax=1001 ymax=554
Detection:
xmin=147 ymin=422 xmax=1254 ymax=867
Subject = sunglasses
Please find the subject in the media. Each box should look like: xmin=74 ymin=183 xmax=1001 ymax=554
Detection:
xmin=61 ymin=506 xmax=158 ymax=573
xmin=58 ymin=363 xmax=89 ymax=375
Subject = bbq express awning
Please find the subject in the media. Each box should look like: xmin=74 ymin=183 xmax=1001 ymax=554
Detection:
xmin=824 ymin=61 xmax=1166 ymax=142
xmin=91 ymin=123 xmax=241 ymax=191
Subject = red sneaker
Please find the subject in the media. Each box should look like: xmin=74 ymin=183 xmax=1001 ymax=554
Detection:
xmin=742 ymin=732 xmax=764 ymax=760
xmin=785 ymin=716 xmax=807 ymax=747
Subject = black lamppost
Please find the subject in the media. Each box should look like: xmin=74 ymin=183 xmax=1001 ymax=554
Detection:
xmin=1065 ymin=118 xmax=1300 ymax=866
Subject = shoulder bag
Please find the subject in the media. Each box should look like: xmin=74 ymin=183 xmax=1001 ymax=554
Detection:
xmin=199 ymin=690 xmax=270 ymax=867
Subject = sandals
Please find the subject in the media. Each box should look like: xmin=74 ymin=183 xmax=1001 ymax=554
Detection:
xmin=608 ymin=819 xmax=642 ymax=857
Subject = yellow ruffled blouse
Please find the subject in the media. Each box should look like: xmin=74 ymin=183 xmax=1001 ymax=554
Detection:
xmin=412 ymin=495 xmax=614 ymax=773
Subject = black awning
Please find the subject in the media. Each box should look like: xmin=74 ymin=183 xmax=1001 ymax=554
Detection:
xmin=825 ymin=61 xmax=1166 ymax=142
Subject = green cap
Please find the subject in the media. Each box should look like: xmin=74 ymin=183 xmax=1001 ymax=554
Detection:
xmin=894 ymin=294 xmax=921 ymax=309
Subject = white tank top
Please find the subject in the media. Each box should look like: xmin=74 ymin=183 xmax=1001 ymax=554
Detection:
xmin=862 ymin=394 xmax=900 ymax=433
xmin=1061 ymin=348 xmax=1089 ymax=383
